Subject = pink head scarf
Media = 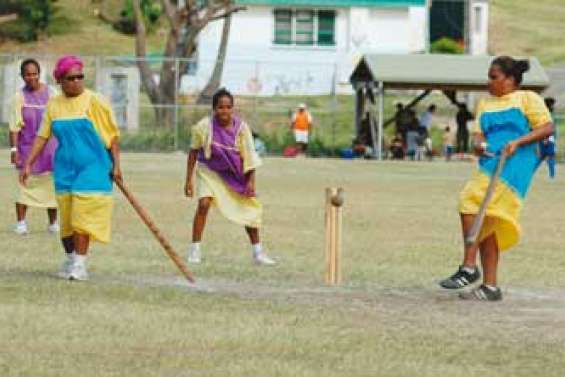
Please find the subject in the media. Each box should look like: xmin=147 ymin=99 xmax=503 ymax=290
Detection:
xmin=53 ymin=55 xmax=83 ymax=82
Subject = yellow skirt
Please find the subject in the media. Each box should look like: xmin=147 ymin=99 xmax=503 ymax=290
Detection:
xmin=459 ymin=171 xmax=522 ymax=251
xmin=15 ymin=171 xmax=57 ymax=208
xmin=57 ymin=193 xmax=113 ymax=243
xmin=196 ymin=165 xmax=262 ymax=228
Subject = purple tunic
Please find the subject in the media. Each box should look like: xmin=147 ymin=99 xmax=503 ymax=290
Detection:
xmin=198 ymin=116 xmax=249 ymax=196
xmin=17 ymin=85 xmax=57 ymax=174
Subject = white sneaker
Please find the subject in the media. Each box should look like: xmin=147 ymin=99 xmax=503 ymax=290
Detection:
xmin=254 ymin=252 xmax=276 ymax=266
xmin=68 ymin=261 xmax=89 ymax=281
xmin=14 ymin=222 xmax=28 ymax=235
xmin=47 ymin=222 xmax=60 ymax=234
xmin=57 ymin=255 xmax=74 ymax=279
xmin=187 ymin=246 xmax=202 ymax=264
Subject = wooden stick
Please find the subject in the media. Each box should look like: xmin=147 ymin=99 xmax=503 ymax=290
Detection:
xmin=325 ymin=187 xmax=344 ymax=285
xmin=325 ymin=188 xmax=333 ymax=284
xmin=116 ymin=180 xmax=195 ymax=283
xmin=464 ymin=152 xmax=508 ymax=247
xmin=335 ymin=188 xmax=343 ymax=284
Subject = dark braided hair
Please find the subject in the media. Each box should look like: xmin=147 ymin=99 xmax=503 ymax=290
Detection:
xmin=212 ymin=88 xmax=234 ymax=109
xmin=491 ymin=56 xmax=530 ymax=85
xmin=20 ymin=58 xmax=41 ymax=77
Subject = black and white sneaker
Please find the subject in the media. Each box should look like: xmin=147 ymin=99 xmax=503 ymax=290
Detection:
xmin=459 ymin=285 xmax=502 ymax=301
xmin=439 ymin=265 xmax=481 ymax=289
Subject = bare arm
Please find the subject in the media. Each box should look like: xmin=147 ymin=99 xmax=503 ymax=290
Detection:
xmin=506 ymin=122 xmax=554 ymax=156
xmin=9 ymin=131 xmax=18 ymax=165
xmin=110 ymin=137 xmax=122 ymax=185
xmin=184 ymin=149 xmax=198 ymax=197
xmin=245 ymin=169 xmax=256 ymax=197
xmin=20 ymin=137 xmax=48 ymax=185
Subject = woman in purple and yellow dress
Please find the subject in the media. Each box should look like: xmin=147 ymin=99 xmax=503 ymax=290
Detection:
xmin=21 ymin=56 xmax=122 ymax=281
xmin=439 ymin=56 xmax=554 ymax=301
xmin=9 ymin=59 xmax=58 ymax=235
xmin=184 ymin=88 xmax=276 ymax=266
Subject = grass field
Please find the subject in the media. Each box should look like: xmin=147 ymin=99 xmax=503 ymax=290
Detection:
xmin=1 ymin=150 xmax=565 ymax=376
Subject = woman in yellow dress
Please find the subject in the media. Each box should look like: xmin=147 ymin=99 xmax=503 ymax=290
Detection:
xmin=21 ymin=55 xmax=122 ymax=281
xmin=184 ymin=88 xmax=275 ymax=265
xmin=9 ymin=58 xmax=58 ymax=235
xmin=439 ymin=56 xmax=554 ymax=301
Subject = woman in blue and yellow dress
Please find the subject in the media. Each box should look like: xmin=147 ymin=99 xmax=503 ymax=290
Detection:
xmin=439 ymin=56 xmax=554 ymax=301
xmin=21 ymin=56 xmax=122 ymax=281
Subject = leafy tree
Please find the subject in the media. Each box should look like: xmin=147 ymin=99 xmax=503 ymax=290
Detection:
xmin=132 ymin=0 xmax=244 ymax=128
xmin=0 ymin=0 xmax=58 ymax=41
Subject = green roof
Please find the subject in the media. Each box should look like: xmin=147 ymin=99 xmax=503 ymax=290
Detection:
xmin=350 ymin=54 xmax=550 ymax=91
xmin=236 ymin=0 xmax=426 ymax=7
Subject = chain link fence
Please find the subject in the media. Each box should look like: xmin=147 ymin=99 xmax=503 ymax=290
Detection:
xmin=2 ymin=53 xmax=564 ymax=160
xmin=0 ymin=54 xmax=354 ymax=156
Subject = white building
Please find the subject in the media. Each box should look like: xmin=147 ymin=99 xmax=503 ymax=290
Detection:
xmin=186 ymin=0 xmax=431 ymax=95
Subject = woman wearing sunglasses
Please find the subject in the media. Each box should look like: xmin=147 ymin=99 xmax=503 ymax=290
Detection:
xmin=21 ymin=55 xmax=122 ymax=281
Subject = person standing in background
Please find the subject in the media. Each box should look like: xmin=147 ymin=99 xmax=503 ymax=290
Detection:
xmin=9 ymin=58 xmax=58 ymax=235
xmin=291 ymin=103 xmax=313 ymax=154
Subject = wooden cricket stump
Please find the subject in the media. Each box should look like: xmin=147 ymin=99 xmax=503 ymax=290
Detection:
xmin=325 ymin=187 xmax=344 ymax=285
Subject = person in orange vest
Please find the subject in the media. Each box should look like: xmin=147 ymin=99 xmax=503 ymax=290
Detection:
xmin=291 ymin=103 xmax=313 ymax=154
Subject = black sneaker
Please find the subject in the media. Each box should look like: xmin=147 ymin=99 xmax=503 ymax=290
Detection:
xmin=459 ymin=285 xmax=503 ymax=301
xmin=439 ymin=265 xmax=481 ymax=289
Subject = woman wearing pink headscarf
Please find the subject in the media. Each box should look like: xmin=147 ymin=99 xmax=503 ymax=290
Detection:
xmin=22 ymin=55 xmax=122 ymax=281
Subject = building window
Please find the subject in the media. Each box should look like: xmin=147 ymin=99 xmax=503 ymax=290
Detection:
xmin=274 ymin=9 xmax=336 ymax=46
xmin=318 ymin=10 xmax=336 ymax=46
xmin=274 ymin=9 xmax=293 ymax=44
xmin=295 ymin=10 xmax=314 ymax=45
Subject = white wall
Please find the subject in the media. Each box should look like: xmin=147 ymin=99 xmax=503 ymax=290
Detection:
xmin=186 ymin=4 xmax=428 ymax=95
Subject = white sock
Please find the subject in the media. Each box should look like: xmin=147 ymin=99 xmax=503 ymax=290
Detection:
xmin=17 ymin=220 xmax=26 ymax=226
xmin=66 ymin=251 xmax=75 ymax=261
xmin=73 ymin=254 xmax=87 ymax=266
xmin=462 ymin=266 xmax=476 ymax=274
xmin=483 ymin=284 xmax=498 ymax=291
xmin=191 ymin=242 xmax=201 ymax=252
xmin=252 ymin=243 xmax=262 ymax=256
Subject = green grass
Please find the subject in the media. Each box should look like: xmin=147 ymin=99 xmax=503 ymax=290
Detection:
xmin=490 ymin=0 xmax=565 ymax=65
xmin=2 ymin=150 xmax=565 ymax=376
xmin=0 ymin=0 xmax=166 ymax=56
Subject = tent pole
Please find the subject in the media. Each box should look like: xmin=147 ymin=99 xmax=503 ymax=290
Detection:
xmin=378 ymin=81 xmax=384 ymax=160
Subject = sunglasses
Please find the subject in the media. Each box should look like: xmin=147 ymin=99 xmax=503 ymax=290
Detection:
xmin=64 ymin=74 xmax=85 ymax=82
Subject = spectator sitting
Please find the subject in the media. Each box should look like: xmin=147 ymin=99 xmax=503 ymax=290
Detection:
xmin=389 ymin=133 xmax=404 ymax=160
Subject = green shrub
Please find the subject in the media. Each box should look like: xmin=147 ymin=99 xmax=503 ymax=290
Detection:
xmin=114 ymin=0 xmax=162 ymax=35
xmin=431 ymin=37 xmax=464 ymax=55
xmin=0 ymin=0 xmax=60 ymax=42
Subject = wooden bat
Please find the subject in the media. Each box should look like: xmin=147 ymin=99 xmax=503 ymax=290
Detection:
xmin=116 ymin=180 xmax=195 ymax=283
xmin=464 ymin=151 xmax=508 ymax=247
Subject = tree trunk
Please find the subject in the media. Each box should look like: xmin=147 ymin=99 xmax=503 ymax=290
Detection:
xmin=132 ymin=0 xmax=245 ymax=130
xmin=197 ymin=13 xmax=232 ymax=104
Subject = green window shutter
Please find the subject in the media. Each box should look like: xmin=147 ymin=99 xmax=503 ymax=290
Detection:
xmin=317 ymin=10 xmax=336 ymax=46
xmin=295 ymin=9 xmax=314 ymax=45
xmin=274 ymin=9 xmax=292 ymax=44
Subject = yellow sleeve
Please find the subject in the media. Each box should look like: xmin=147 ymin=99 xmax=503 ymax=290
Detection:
xmin=471 ymin=99 xmax=485 ymax=135
xmin=523 ymin=91 xmax=552 ymax=129
xmin=37 ymin=101 xmax=54 ymax=139
xmin=87 ymin=92 xmax=120 ymax=148
xmin=238 ymin=122 xmax=262 ymax=173
xmin=8 ymin=92 xmax=23 ymax=132
xmin=190 ymin=117 xmax=209 ymax=150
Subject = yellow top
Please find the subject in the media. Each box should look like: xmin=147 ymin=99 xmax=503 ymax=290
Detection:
xmin=471 ymin=90 xmax=551 ymax=135
xmin=8 ymin=86 xmax=57 ymax=132
xmin=38 ymin=89 xmax=120 ymax=148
